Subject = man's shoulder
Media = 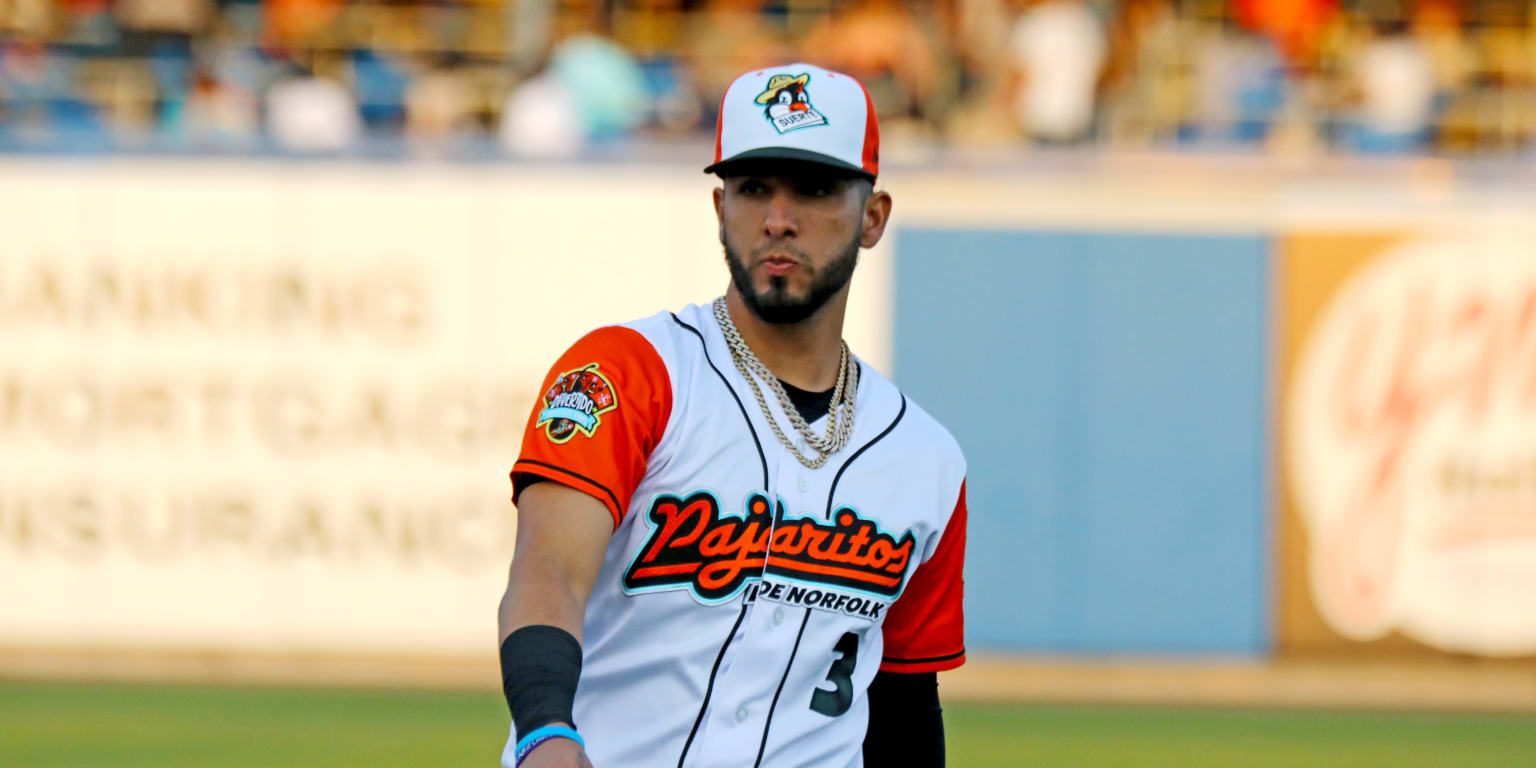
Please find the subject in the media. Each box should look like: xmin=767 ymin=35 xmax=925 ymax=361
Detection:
xmin=606 ymin=308 xmax=680 ymax=343
xmin=572 ymin=305 xmax=708 ymax=367
xmin=854 ymin=361 xmax=966 ymax=480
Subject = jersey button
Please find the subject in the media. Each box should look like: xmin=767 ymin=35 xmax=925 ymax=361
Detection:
xmin=735 ymin=705 xmax=749 ymax=722
xmin=772 ymin=607 xmax=784 ymax=625
xmin=796 ymin=475 xmax=809 ymax=493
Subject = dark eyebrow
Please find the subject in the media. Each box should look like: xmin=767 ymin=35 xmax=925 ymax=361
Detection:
xmin=793 ymin=175 xmax=843 ymax=191
xmin=726 ymin=172 xmax=852 ymax=190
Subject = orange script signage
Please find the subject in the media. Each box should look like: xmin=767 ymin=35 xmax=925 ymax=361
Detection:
xmin=1287 ymin=241 xmax=1536 ymax=655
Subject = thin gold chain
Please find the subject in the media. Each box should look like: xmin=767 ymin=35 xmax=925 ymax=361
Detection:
xmin=712 ymin=296 xmax=857 ymax=469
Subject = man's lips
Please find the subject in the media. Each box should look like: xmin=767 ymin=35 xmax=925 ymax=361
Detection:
xmin=761 ymin=255 xmax=799 ymax=276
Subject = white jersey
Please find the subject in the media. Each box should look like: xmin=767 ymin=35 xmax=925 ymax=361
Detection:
xmin=502 ymin=302 xmax=968 ymax=768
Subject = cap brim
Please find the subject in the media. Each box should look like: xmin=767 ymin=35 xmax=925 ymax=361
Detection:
xmin=704 ymin=147 xmax=875 ymax=181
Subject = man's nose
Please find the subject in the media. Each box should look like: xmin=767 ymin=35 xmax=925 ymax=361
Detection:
xmin=763 ymin=191 xmax=797 ymax=238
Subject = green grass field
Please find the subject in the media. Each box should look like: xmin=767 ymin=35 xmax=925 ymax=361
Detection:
xmin=3 ymin=680 xmax=1533 ymax=767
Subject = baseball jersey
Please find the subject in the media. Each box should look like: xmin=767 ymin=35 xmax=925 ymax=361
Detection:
xmin=501 ymin=302 xmax=967 ymax=768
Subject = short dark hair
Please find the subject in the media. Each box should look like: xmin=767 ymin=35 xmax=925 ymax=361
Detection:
xmin=853 ymin=177 xmax=874 ymax=203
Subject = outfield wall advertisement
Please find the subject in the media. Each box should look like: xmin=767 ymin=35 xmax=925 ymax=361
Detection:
xmin=0 ymin=161 xmax=892 ymax=658
xmin=1278 ymin=236 xmax=1536 ymax=658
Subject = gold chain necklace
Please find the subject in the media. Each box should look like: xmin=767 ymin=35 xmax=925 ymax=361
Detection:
xmin=712 ymin=296 xmax=857 ymax=469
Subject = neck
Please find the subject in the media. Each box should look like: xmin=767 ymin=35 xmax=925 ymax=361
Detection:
xmin=723 ymin=286 xmax=849 ymax=392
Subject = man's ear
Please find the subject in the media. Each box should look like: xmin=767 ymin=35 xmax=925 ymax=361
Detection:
xmin=860 ymin=189 xmax=893 ymax=249
xmin=712 ymin=186 xmax=725 ymax=244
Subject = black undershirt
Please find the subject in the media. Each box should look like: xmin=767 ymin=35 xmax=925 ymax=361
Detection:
xmin=864 ymin=670 xmax=944 ymax=766
xmin=777 ymin=378 xmax=836 ymax=424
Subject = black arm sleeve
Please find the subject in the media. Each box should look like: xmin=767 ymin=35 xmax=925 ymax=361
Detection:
xmin=862 ymin=670 xmax=944 ymax=767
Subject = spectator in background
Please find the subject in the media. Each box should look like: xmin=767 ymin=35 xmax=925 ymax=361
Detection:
xmin=115 ymin=0 xmax=209 ymax=34
xmin=405 ymin=55 xmax=476 ymax=150
xmin=263 ymin=0 xmax=344 ymax=52
xmin=116 ymin=0 xmax=212 ymax=135
xmin=940 ymin=0 xmax=1018 ymax=145
xmin=1189 ymin=19 xmax=1288 ymax=144
xmin=1412 ymin=0 xmax=1471 ymax=95
xmin=0 ymin=34 xmax=104 ymax=141
xmin=1096 ymin=0 xmax=1183 ymax=145
xmin=183 ymin=63 xmax=260 ymax=148
xmin=1232 ymin=0 xmax=1339 ymax=64
xmin=1009 ymin=0 xmax=1106 ymax=143
xmin=636 ymin=56 xmax=705 ymax=137
xmin=498 ymin=34 xmax=646 ymax=157
xmin=798 ymin=0 xmax=940 ymax=131
xmin=545 ymin=34 xmax=647 ymax=141
xmin=352 ymin=48 xmax=410 ymax=134
xmin=2 ymin=0 xmax=54 ymax=40
xmin=1341 ymin=20 xmax=1435 ymax=154
xmin=499 ymin=68 xmax=582 ymax=159
xmin=682 ymin=0 xmax=791 ymax=125
xmin=58 ymin=0 xmax=119 ymax=48
xmin=0 ymin=36 xmax=56 ymax=132
xmin=1410 ymin=0 xmax=1473 ymax=151
xmin=508 ymin=0 xmax=559 ymax=74
xmin=265 ymin=57 xmax=359 ymax=152
xmin=179 ymin=0 xmax=269 ymax=146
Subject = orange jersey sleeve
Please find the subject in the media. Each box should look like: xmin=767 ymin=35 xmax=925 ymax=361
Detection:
xmin=879 ymin=480 xmax=967 ymax=673
xmin=511 ymin=326 xmax=673 ymax=530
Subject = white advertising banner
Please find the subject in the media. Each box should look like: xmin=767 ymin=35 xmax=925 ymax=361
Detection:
xmin=0 ymin=160 xmax=894 ymax=657
xmin=1287 ymin=241 xmax=1536 ymax=656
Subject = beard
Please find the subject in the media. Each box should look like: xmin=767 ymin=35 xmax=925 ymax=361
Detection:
xmin=724 ymin=229 xmax=861 ymax=325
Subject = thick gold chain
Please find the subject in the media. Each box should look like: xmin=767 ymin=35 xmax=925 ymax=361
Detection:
xmin=712 ymin=296 xmax=857 ymax=469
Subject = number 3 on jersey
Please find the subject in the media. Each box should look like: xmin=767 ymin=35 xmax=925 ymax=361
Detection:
xmin=809 ymin=632 xmax=859 ymax=717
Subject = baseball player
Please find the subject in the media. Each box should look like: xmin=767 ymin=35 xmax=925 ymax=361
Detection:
xmin=498 ymin=63 xmax=967 ymax=768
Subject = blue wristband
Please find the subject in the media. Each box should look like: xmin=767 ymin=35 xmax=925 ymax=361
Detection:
xmin=514 ymin=725 xmax=584 ymax=766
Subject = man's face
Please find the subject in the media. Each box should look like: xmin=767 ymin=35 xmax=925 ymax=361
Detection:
xmin=714 ymin=165 xmax=875 ymax=325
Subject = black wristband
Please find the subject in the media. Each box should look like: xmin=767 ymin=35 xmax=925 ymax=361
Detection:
xmin=500 ymin=625 xmax=582 ymax=735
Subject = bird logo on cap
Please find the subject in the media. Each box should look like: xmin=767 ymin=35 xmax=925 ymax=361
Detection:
xmin=754 ymin=72 xmax=827 ymax=133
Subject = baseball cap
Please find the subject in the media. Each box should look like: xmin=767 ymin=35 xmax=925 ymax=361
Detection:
xmin=704 ymin=63 xmax=879 ymax=181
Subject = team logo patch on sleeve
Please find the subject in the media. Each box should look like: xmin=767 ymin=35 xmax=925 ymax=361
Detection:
xmin=756 ymin=73 xmax=827 ymax=134
xmin=536 ymin=363 xmax=618 ymax=443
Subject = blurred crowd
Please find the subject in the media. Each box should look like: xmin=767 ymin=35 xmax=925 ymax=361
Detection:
xmin=2 ymin=0 xmax=1534 ymax=157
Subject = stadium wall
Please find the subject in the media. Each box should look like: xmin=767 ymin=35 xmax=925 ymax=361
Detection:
xmin=893 ymin=229 xmax=1271 ymax=655
xmin=2 ymin=157 xmax=1533 ymax=679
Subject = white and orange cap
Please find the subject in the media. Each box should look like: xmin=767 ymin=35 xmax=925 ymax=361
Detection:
xmin=704 ymin=63 xmax=879 ymax=180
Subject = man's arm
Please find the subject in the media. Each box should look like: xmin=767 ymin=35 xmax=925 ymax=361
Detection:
xmin=499 ymin=481 xmax=613 ymax=768
xmin=499 ymin=324 xmax=672 ymax=768
xmin=499 ymin=481 xmax=612 ymax=642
